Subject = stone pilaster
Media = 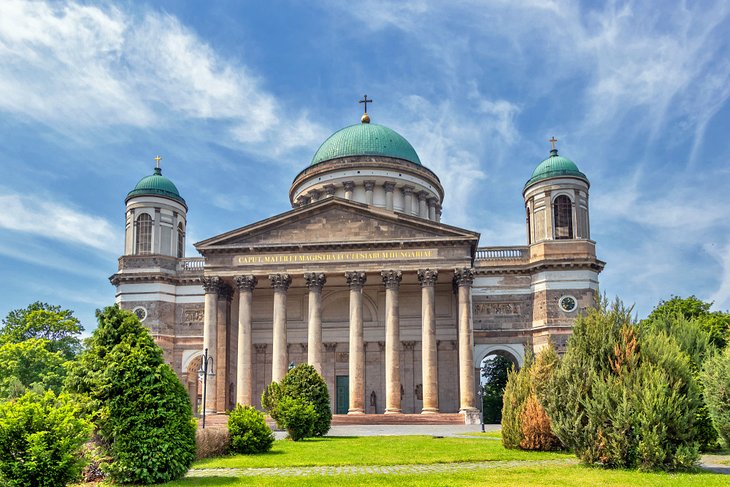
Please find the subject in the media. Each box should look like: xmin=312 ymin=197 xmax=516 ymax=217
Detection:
xmin=304 ymin=272 xmax=326 ymax=374
xmin=382 ymin=270 xmax=403 ymax=414
xmin=454 ymin=268 xmax=477 ymax=414
xmin=345 ymin=271 xmax=367 ymax=414
xmin=383 ymin=181 xmax=396 ymax=210
xmin=418 ymin=269 xmax=439 ymax=414
xmin=364 ymin=181 xmax=375 ymax=206
xmin=269 ymin=273 xmax=292 ymax=383
xmin=235 ymin=275 xmax=257 ymax=406
xmin=201 ymin=276 xmax=220 ymax=413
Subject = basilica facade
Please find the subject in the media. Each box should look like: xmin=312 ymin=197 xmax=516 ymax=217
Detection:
xmin=111 ymin=109 xmax=604 ymax=422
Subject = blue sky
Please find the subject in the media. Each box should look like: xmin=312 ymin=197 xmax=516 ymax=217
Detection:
xmin=1 ymin=0 xmax=729 ymax=332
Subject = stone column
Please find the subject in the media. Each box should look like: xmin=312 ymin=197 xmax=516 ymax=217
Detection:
xmin=216 ymin=284 xmax=232 ymax=410
xmin=384 ymin=181 xmax=396 ymax=210
xmin=304 ymin=273 xmax=326 ymax=374
xmin=382 ymin=270 xmax=403 ymax=414
xmin=436 ymin=204 xmax=442 ymax=222
xmin=235 ymin=275 xmax=257 ymax=406
xmin=454 ymin=268 xmax=477 ymax=414
xmin=545 ymin=190 xmax=553 ymax=240
xmin=402 ymin=186 xmax=414 ymax=215
xmin=343 ymin=181 xmax=355 ymax=200
xmin=202 ymin=276 xmax=220 ymax=413
xmin=418 ymin=191 xmax=429 ymax=218
xmin=346 ymin=271 xmax=367 ymax=414
xmin=269 ymin=273 xmax=292 ymax=383
xmin=418 ymin=269 xmax=439 ymax=414
xmin=427 ymin=198 xmax=438 ymax=221
xmin=364 ymin=181 xmax=375 ymax=205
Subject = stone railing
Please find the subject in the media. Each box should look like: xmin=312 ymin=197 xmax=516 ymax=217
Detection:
xmin=475 ymin=246 xmax=529 ymax=261
xmin=177 ymin=257 xmax=205 ymax=272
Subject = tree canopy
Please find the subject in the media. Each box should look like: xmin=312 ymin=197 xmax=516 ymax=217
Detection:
xmin=644 ymin=295 xmax=729 ymax=349
xmin=1 ymin=302 xmax=84 ymax=360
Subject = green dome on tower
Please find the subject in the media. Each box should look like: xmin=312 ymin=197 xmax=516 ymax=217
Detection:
xmin=311 ymin=122 xmax=421 ymax=166
xmin=525 ymin=149 xmax=588 ymax=188
xmin=126 ymin=167 xmax=186 ymax=207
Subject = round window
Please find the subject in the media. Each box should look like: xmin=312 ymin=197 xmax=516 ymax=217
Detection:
xmin=133 ymin=306 xmax=148 ymax=322
xmin=559 ymin=295 xmax=577 ymax=313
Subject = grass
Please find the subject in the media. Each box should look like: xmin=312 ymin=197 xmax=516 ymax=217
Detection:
xmin=168 ymin=465 xmax=729 ymax=486
xmin=462 ymin=431 xmax=503 ymax=439
xmin=193 ymin=435 xmax=570 ymax=469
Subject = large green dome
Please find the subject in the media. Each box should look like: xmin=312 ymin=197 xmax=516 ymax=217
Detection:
xmin=311 ymin=123 xmax=421 ymax=166
xmin=525 ymin=150 xmax=588 ymax=188
xmin=126 ymin=167 xmax=186 ymax=206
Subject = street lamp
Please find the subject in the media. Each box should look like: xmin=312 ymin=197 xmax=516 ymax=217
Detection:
xmin=197 ymin=347 xmax=215 ymax=429
xmin=476 ymin=382 xmax=486 ymax=433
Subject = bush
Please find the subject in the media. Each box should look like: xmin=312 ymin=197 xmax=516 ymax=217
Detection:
xmin=278 ymin=396 xmax=316 ymax=441
xmin=701 ymin=347 xmax=730 ymax=447
xmin=540 ymin=297 xmax=701 ymax=470
xmin=0 ymin=391 xmax=90 ymax=487
xmin=65 ymin=306 xmax=196 ymax=484
xmin=228 ymin=405 xmax=274 ymax=454
xmin=196 ymin=428 xmax=230 ymax=460
xmin=262 ymin=364 xmax=331 ymax=439
xmin=501 ymin=348 xmax=561 ymax=451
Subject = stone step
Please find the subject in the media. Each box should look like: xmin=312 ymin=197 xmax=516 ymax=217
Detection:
xmin=199 ymin=412 xmax=466 ymax=428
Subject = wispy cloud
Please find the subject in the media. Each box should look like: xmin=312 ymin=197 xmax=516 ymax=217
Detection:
xmin=0 ymin=190 xmax=119 ymax=253
xmin=0 ymin=0 xmax=326 ymax=157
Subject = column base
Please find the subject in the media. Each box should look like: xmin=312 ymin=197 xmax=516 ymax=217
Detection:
xmin=421 ymin=408 xmax=439 ymax=414
xmin=347 ymin=409 xmax=365 ymax=415
xmin=460 ymin=408 xmax=481 ymax=425
xmin=384 ymin=408 xmax=403 ymax=415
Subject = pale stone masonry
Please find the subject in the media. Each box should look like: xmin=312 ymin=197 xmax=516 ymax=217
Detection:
xmin=111 ymin=115 xmax=604 ymax=423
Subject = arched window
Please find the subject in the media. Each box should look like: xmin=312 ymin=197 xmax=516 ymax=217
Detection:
xmin=553 ymin=195 xmax=573 ymax=239
xmin=135 ymin=213 xmax=152 ymax=254
xmin=177 ymin=222 xmax=185 ymax=258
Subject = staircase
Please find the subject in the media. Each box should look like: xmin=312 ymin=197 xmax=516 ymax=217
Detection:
xmin=198 ymin=412 xmax=465 ymax=429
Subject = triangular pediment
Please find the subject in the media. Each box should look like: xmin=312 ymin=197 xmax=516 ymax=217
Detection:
xmin=195 ymin=198 xmax=479 ymax=252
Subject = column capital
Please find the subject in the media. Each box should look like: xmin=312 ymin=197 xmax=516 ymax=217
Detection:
xmin=402 ymin=340 xmax=416 ymax=351
xmin=363 ymin=180 xmax=376 ymax=191
xmin=234 ymin=275 xmax=258 ymax=292
xmin=254 ymin=343 xmax=268 ymax=353
xmin=202 ymin=276 xmax=221 ymax=294
xmin=342 ymin=181 xmax=356 ymax=192
xmin=304 ymin=272 xmax=327 ymax=291
xmin=308 ymin=189 xmax=322 ymax=201
xmin=401 ymin=185 xmax=414 ymax=196
xmin=417 ymin=269 xmax=439 ymax=287
xmin=218 ymin=283 xmax=233 ymax=301
xmin=417 ymin=190 xmax=429 ymax=201
xmin=381 ymin=270 xmax=402 ymax=289
xmin=323 ymin=184 xmax=337 ymax=196
xmin=383 ymin=181 xmax=396 ymax=193
xmin=297 ymin=195 xmax=311 ymax=207
xmin=453 ymin=268 xmax=475 ymax=288
xmin=324 ymin=342 xmax=338 ymax=352
xmin=345 ymin=271 xmax=367 ymax=289
xmin=427 ymin=197 xmax=438 ymax=208
xmin=269 ymin=273 xmax=292 ymax=291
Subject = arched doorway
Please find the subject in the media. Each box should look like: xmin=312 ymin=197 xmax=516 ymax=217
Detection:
xmin=478 ymin=349 xmax=520 ymax=424
xmin=185 ymin=355 xmax=203 ymax=416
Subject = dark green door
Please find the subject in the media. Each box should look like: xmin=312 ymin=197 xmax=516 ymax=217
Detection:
xmin=336 ymin=375 xmax=349 ymax=414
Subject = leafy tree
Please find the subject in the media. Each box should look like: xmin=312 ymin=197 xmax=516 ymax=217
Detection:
xmin=541 ymin=297 xmax=701 ymax=470
xmin=645 ymin=295 xmax=730 ymax=349
xmin=65 ymin=306 xmax=196 ymax=484
xmin=1 ymin=302 xmax=84 ymax=360
xmin=481 ymin=355 xmax=513 ymax=423
xmin=0 ymin=339 xmax=68 ymax=399
xmin=0 ymin=391 xmax=90 ymax=487
xmin=701 ymin=347 xmax=730 ymax=447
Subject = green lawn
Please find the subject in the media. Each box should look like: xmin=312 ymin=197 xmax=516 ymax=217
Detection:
xmin=193 ymin=435 xmax=570 ymax=469
xmin=169 ymin=465 xmax=728 ymax=486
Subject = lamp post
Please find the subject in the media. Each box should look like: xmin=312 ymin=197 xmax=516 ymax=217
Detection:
xmin=476 ymin=382 xmax=485 ymax=433
xmin=197 ymin=347 xmax=215 ymax=429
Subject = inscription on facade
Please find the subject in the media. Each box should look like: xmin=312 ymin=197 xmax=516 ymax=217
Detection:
xmin=183 ymin=309 xmax=204 ymax=324
xmin=236 ymin=249 xmax=438 ymax=266
xmin=473 ymin=302 xmax=521 ymax=316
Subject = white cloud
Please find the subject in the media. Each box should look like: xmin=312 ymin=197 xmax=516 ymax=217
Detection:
xmin=0 ymin=0 xmax=325 ymax=156
xmin=0 ymin=190 xmax=119 ymax=253
xmin=706 ymin=242 xmax=730 ymax=311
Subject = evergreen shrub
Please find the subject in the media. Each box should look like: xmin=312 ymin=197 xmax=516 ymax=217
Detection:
xmin=228 ymin=405 xmax=274 ymax=454
xmin=65 ymin=306 xmax=196 ymax=484
xmin=277 ymin=396 xmax=316 ymax=441
xmin=540 ymin=298 xmax=701 ymax=470
xmin=0 ymin=391 xmax=90 ymax=487
xmin=701 ymin=347 xmax=730 ymax=447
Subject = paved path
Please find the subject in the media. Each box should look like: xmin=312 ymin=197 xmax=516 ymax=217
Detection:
xmin=700 ymin=454 xmax=730 ymax=475
xmin=269 ymin=423 xmax=500 ymax=440
xmin=187 ymin=458 xmax=577 ymax=478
